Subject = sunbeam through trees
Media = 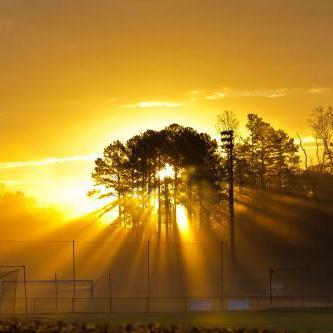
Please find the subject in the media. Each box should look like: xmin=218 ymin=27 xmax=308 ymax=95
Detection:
xmin=89 ymin=124 xmax=224 ymax=236
xmin=88 ymin=116 xmax=309 ymax=237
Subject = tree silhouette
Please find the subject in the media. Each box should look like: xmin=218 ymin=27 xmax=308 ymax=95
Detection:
xmin=91 ymin=116 xmax=303 ymax=234
xmin=220 ymin=113 xmax=300 ymax=192
xmin=90 ymin=124 xmax=224 ymax=234
xmin=216 ymin=110 xmax=240 ymax=139
xmin=309 ymin=106 xmax=333 ymax=172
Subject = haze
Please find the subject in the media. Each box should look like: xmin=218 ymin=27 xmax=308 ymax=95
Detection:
xmin=1 ymin=0 xmax=333 ymax=215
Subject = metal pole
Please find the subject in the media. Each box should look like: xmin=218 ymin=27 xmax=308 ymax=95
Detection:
xmin=55 ymin=272 xmax=58 ymax=312
xmin=229 ymin=135 xmax=235 ymax=263
xmin=72 ymin=240 xmax=76 ymax=312
xmin=0 ymin=279 xmax=2 ymax=314
xmin=300 ymin=268 xmax=304 ymax=305
xmin=220 ymin=241 xmax=224 ymax=310
xmin=90 ymin=280 xmax=93 ymax=312
xmin=158 ymin=177 xmax=161 ymax=237
xmin=269 ymin=268 xmax=274 ymax=305
xmin=147 ymin=240 xmax=150 ymax=312
xmin=221 ymin=131 xmax=235 ymax=264
xmin=108 ymin=272 xmax=112 ymax=312
xmin=23 ymin=265 xmax=28 ymax=314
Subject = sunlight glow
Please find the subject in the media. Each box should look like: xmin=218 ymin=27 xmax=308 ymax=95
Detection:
xmin=125 ymin=101 xmax=183 ymax=108
xmin=99 ymin=207 xmax=119 ymax=225
xmin=58 ymin=185 xmax=111 ymax=218
xmin=176 ymin=205 xmax=189 ymax=233
xmin=0 ymin=154 xmax=97 ymax=169
xmin=157 ymin=164 xmax=175 ymax=180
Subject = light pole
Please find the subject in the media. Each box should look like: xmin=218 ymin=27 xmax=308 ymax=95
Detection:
xmin=221 ymin=130 xmax=235 ymax=264
xmin=269 ymin=268 xmax=275 ymax=305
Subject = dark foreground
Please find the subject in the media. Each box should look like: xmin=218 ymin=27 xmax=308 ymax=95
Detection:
xmin=2 ymin=309 xmax=333 ymax=333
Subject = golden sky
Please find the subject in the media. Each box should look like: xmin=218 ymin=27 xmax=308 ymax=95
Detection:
xmin=1 ymin=0 xmax=333 ymax=215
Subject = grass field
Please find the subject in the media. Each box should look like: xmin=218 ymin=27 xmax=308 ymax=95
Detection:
xmin=3 ymin=308 xmax=333 ymax=333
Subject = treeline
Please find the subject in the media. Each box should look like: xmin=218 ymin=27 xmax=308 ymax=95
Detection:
xmin=91 ymin=106 xmax=333 ymax=230
xmin=0 ymin=185 xmax=63 ymax=239
xmin=234 ymin=114 xmax=300 ymax=191
xmin=217 ymin=107 xmax=333 ymax=201
xmin=90 ymin=124 xmax=224 ymax=233
xmin=299 ymin=106 xmax=333 ymax=202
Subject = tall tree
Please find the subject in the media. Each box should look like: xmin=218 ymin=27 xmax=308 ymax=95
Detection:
xmin=216 ymin=110 xmax=240 ymax=138
xmin=90 ymin=124 xmax=224 ymax=234
xmin=91 ymin=141 xmax=129 ymax=222
xmin=235 ymin=114 xmax=300 ymax=191
xmin=309 ymin=106 xmax=333 ymax=171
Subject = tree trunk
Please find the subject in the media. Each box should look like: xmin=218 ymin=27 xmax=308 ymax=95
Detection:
xmin=164 ymin=179 xmax=170 ymax=238
xmin=199 ymin=182 xmax=204 ymax=227
xmin=158 ymin=177 xmax=162 ymax=238
xmin=188 ymin=178 xmax=192 ymax=222
xmin=117 ymin=173 xmax=122 ymax=222
xmin=173 ymin=166 xmax=178 ymax=225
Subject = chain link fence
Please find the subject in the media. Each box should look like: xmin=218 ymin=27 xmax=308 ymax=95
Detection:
xmin=1 ymin=240 xmax=333 ymax=313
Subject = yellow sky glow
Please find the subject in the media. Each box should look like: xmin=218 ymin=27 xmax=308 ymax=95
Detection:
xmin=1 ymin=0 xmax=333 ymax=216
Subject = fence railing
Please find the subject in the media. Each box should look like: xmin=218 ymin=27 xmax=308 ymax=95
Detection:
xmin=2 ymin=295 xmax=333 ymax=314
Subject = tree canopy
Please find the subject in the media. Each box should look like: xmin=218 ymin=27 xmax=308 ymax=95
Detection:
xmin=235 ymin=114 xmax=300 ymax=190
xmin=91 ymin=113 xmax=329 ymax=233
xmin=90 ymin=124 xmax=224 ymax=235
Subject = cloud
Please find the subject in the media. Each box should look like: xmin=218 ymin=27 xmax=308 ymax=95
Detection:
xmin=190 ymin=86 xmax=331 ymax=102
xmin=124 ymin=101 xmax=183 ymax=108
xmin=294 ymin=135 xmax=325 ymax=150
xmin=0 ymin=180 xmax=31 ymax=186
xmin=189 ymin=90 xmax=206 ymax=102
xmin=297 ymin=136 xmax=316 ymax=144
xmin=307 ymin=88 xmax=329 ymax=94
xmin=205 ymin=91 xmax=227 ymax=100
xmin=205 ymin=88 xmax=287 ymax=100
xmin=189 ymin=90 xmax=203 ymax=95
xmin=0 ymin=154 xmax=98 ymax=169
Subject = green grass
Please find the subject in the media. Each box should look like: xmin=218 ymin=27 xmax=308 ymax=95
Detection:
xmin=4 ymin=309 xmax=333 ymax=333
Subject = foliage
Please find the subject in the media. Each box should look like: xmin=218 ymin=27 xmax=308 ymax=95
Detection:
xmin=91 ymin=107 xmax=333 ymax=231
xmin=91 ymin=124 xmax=224 ymax=232
xmin=216 ymin=110 xmax=240 ymax=139
xmin=234 ymin=114 xmax=300 ymax=191
xmin=309 ymin=106 xmax=333 ymax=172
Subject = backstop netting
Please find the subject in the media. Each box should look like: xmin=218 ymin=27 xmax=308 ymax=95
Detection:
xmin=25 ymin=280 xmax=94 ymax=313
xmin=270 ymin=268 xmax=333 ymax=307
xmin=0 ymin=269 xmax=19 ymax=313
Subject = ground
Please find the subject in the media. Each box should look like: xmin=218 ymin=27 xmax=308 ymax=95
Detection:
xmin=3 ymin=309 xmax=333 ymax=333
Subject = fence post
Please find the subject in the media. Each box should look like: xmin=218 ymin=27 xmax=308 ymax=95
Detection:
xmin=220 ymin=241 xmax=224 ymax=310
xmin=269 ymin=268 xmax=274 ymax=305
xmin=55 ymin=272 xmax=58 ymax=312
xmin=300 ymin=268 xmax=304 ymax=305
xmin=23 ymin=265 xmax=28 ymax=314
xmin=72 ymin=240 xmax=76 ymax=313
xmin=109 ymin=272 xmax=112 ymax=312
xmin=90 ymin=280 xmax=93 ymax=312
xmin=0 ymin=279 xmax=2 ymax=314
xmin=147 ymin=240 xmax=150 ymax=312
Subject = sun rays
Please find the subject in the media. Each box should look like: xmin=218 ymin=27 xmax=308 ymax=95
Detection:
xmin=175 ymin=205 xmax=191 ymax=238
xmin=157 ymin=164 xmax=175 ymax=180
